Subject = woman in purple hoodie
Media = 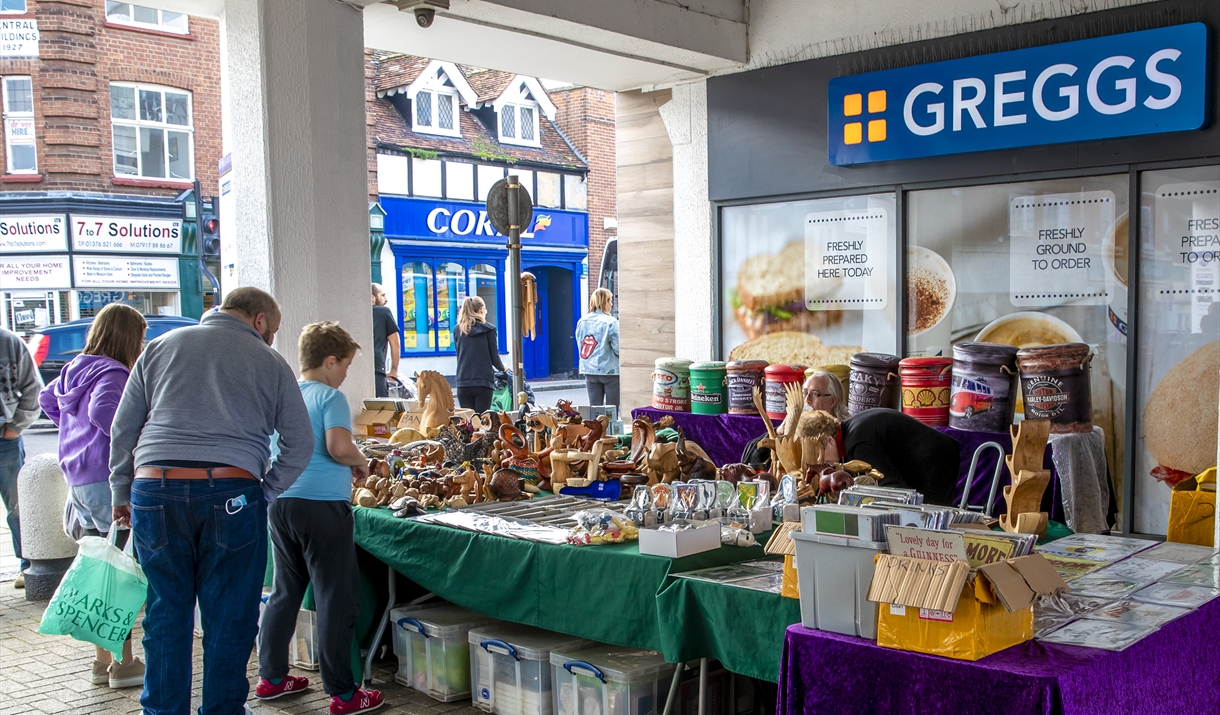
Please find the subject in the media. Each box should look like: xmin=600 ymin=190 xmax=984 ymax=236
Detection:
xmin=40 ymin=302 xmax=147 ymax=689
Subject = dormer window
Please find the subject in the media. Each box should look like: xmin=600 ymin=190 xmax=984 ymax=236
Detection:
xmin=413 ymin=89 xmax=458 ymax=136
xmin=499 ymin=103 xmax=538 ymax=146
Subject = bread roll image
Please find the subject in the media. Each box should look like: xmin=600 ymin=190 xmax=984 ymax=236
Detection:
xmin=729 ymin=331 xmax=823 ymax=365
xmin=1143 ymin=340 xmax=1219 ymax=481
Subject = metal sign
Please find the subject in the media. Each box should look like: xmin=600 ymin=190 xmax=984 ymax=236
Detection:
xmin=486 ymin=178 xmax=534 ymax=237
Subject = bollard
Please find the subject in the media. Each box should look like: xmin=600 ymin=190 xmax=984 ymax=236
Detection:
xmin=18 ymin=454 xmax=77 ymax=601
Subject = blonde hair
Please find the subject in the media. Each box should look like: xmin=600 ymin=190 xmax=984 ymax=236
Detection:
xmin=458 ymin=296 xmax=487 ymax=336
xmin=298 ymin=321 xmax=361 ymax=371
xmin=84 ymin=303 xmax=147 ymax=369
xmin=589 ymin=288 xmax=613 ymax=314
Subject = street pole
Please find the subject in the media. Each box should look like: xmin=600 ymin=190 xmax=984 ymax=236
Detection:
xmin=507 ymin=175 xmax=525 ymax=399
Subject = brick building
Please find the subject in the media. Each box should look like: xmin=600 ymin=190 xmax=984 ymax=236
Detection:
xmin=366 ymin=50 xmax=617 ymax=381
xmin=0 ymin=0 xmax=222 ymax=333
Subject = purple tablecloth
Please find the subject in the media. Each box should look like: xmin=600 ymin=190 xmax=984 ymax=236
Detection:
xmin=631 ymin=408 xmax=1063 ymax=517
xmin=778 ymin=598 xmax=1220 ymax=715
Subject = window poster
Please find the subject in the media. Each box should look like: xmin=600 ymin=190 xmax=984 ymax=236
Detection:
xmin=720 ymin=194 xmax=896 ymax=368
xmin=1009 ymin=191 xmax=1114 ymax=307
xmin=1135 ymin=166 xmax=1220 ymax=535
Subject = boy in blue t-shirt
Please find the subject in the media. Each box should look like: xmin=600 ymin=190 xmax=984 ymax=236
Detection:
xmin=255 ymin=322 xmax=385 ymax=714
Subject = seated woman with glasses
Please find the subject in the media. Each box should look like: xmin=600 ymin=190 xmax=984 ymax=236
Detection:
xmin=798 ymin=369 xmax=960 ymax=506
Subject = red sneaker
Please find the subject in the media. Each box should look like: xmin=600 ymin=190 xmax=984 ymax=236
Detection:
xmin=255 ymin=675 xmax=310 ymax=699
xmin=329 ymin=687 xmax=384 ymax=714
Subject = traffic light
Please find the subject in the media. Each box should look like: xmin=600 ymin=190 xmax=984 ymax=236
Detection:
xmin=200 ymin=196 xmax=220 ymax=256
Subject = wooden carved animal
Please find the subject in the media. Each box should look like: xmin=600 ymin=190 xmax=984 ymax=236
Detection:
xmin=415 ymin=370 xmax=455 ymax=438
xmin=434 ymin=423 xmax=495 ymax=466
xmin=644 ymin=442 xmax=681 ymax=484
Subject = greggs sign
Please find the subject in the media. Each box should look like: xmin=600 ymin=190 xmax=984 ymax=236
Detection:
xmin=828 ymin=23 xmax=1209 ymax=166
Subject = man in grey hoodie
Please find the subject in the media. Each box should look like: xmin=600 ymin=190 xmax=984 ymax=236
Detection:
xmin=0 ymin=326 xmax=43 ymax=588
xmin=109 ymin=287 xmax=313 ymax=715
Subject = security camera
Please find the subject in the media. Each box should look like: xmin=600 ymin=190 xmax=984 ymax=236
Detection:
xmin=393 ymin=0 xmax=448 ymax=29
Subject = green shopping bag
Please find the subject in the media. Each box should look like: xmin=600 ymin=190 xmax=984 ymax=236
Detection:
xmin=38 ymin=528 xmax=148 ymax=659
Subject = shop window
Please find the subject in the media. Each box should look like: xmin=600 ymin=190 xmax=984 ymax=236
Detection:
xmin=471 ymin=263 xmax=498 ymax=333
xmin=400 ymin=261 xmax=435 ymax=353
xmin=412 ymin=157 xmax=441 ymax=197
xmin=110 ymin=83 xmax=193 ymax=180
xmin=435 ymin=262 xmax=466 ymax=351
xmin=412 ymin=89 xmax=460 ymax=137
xmin=377 ymin=153 xmax=408 ymax=195
xmin=907 ymin=175 xmax=1129 ymax=522
xmin=536 ymin=172 xmax=561 ymax=208
xmin=721 ymin=192 xmax=898 ymax=360
xmin=445 ymin=161 xmax=474 ymax=201
xmin=564 ymin=174 xmax=587 ymax=211
xmin=2 ymin=76 xmax=36 ymax=174
xmin=477 ymin=165 xmax=504 ymax=201
xmin=105 ymin=3 xmax=189 ymax=34
xmin=398 ymin=258 xmax=501 ymax=356
xmin=1133 ymin=165 xmax=1220 ymax=535
xmin=498 ymin=103 xmax=540 ymax=147
xmin=0 ymin=0 xmax=26 ymax=12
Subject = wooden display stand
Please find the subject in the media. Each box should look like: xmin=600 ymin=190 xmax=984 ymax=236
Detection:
xmin=1000 ymin=420 xmax=1051 ymax=537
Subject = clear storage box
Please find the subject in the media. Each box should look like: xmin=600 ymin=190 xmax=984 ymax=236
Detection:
xmin=469 ymin=623 xmax=591 ymax=715
xmin=292 ymin=608 xmax=319 ymax=670
xmin=391 ymin=602 xmax=493 ymax=702
xmin=549 ymin=644 xmax=675 ymax=715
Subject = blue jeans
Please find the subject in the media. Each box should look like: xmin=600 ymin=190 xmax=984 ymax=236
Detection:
xmin=0 ymin=436 xmax=27 ymax=571
xmin=131 ymin=477 xmax=267 ymax=715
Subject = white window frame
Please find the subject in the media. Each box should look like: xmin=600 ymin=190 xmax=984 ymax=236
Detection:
xmin=3 ymin=76 xmax=36 ymax=174
xmin=109 ymin=82 xmax=195 ymax=181
xmin=0 ymin=0 xmax=28 ymax=14
xmin=105 ymin=2 xmax=190 ymax=34
xmin=498 ymin=103 xmax=540 ymax=147
xmin=411 ymin=88 xmax=461 ymax=137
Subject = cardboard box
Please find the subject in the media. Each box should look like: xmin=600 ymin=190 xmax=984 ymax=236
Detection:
xmin=764 ymin=522 xmax=800 ymax=600
xmin=868 ymin=553 xmax=1066 ymax=661
xmin=638 ymin=519 xmax=721 ymax=558
xmin=356 ymin=398 xmax=408 ymax=437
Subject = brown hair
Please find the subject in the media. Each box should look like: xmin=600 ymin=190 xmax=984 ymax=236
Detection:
xmin=220 ymin=286 xmax=280 ymax=321
xmin=83 ymin=303 xmax=147 ymax=369
xmin=298 ymin=321 xmax=361 ymax=371
xmin=589 ymin=288 xmax=613 ymax=314
xmin=458 ymin=296 xmax=486 ymax=336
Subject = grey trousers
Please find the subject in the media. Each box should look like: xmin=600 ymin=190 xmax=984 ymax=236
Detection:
xmin=258 ymin=498 xmax=359 ymax=695
xmin=585 ymin=374 xmax=620 ymax=408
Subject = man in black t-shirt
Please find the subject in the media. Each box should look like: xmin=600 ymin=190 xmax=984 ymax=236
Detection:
xmin=371 ymin=283 xmax=400 ymax=397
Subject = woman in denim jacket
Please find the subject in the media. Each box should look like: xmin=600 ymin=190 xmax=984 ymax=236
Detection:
xmin=575 ymin=288 xmax=620 ymax=408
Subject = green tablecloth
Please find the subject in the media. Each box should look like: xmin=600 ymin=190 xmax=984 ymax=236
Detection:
xmin=656 ymin=578 xmax=801 ymax=683
xmin=353 ymin=506 xmax=769 ymax=653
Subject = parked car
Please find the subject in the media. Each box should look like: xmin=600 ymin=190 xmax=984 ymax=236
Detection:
xmin=26 ymin=314 xmax=198 ymax=385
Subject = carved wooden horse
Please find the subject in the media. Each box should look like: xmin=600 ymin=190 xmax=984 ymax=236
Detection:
xmin=414 ymin=370 xmax=455 ymax=438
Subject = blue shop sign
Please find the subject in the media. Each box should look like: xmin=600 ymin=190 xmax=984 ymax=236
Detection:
xmin=828 ymin=23 xmax=1210 ymax=166
xmin=381 ymin=195 xmax=588 ymax=248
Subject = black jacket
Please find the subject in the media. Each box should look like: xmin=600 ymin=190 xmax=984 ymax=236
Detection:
xmin=454 ymin=321 xmax=506 ymax=389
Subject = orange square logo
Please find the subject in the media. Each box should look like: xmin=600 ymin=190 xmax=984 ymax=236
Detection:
xmin=844 ymin=94 xmax=862 ymax=117
xmin=868 ymin=119 xmax=887 ymax=142
xmin=868 ymin=90 xmax=887 ymax=114
xmin=844 ymin=122 xmax=863 ymax=145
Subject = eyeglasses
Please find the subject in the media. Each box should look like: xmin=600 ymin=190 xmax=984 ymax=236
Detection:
xmin=804 ymin=391 xmax=832 ymax=399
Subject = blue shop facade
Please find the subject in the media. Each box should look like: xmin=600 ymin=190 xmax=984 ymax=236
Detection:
xmin=381 ymin=194 xmax=588 ymax=380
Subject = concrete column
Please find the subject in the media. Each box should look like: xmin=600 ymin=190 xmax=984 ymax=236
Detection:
xmin=220 ymin=0 xmax=374 ymax=410
xmin=18 ymin=454 xmax=77 ymax=601
xmin=660 ymin=82 xmax=715 ymax=362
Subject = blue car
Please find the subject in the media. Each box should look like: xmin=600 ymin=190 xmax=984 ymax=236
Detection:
xmin=27 ymin=314 xmax=198 ymax=385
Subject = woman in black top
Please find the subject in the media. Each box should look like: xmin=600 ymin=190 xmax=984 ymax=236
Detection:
xmin=453 ymin=296 xmax=506 ymax=412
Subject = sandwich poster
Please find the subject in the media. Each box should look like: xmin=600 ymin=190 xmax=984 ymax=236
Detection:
xmin=720 ymin=193 xmax=897 ymax=366
xmin=1135 ymin=173 xmax=1220 ymax=535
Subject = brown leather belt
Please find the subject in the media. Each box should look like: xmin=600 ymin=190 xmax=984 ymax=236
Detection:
xmin=135 ymin=466 xmax=257 ymax=481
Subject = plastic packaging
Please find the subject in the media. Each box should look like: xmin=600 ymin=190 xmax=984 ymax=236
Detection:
xmin=567 ymin=510 xmax=640 ymax=546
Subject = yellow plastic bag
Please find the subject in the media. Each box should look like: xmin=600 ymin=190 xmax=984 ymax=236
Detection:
xmin=1167 ymin=467 xmax=1216 ymax=547
xmin=781 ymin=555 xmax=799 ymax=599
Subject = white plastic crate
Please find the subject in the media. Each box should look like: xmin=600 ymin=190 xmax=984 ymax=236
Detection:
xmin=790 ymin=530 xmax=885 ymax=639
xmin=469 ymin=623 xmax=591 ymax=715
xmin=391 ymin=603 xmax=493 ymax=702
xmin=292 ymin=608 xmax=319 ymax=670
xmin=549 ymin=644 xmax=675 ymax=715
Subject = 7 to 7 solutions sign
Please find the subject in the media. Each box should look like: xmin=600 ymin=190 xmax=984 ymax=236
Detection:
xmin=828 ymin=23 xmax=1209 ymax=166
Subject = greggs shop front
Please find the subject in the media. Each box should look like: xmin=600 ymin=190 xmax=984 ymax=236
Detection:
xmin=707 ymin=0 xmax=1218 ymax=536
